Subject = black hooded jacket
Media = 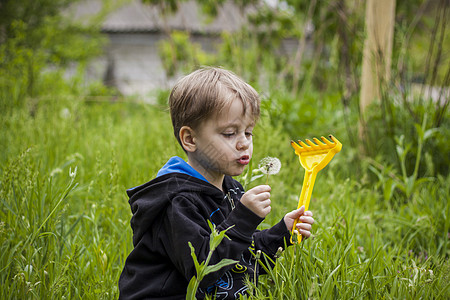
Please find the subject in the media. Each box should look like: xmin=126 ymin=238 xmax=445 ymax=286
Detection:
xmin=119 ymin=171 xmax=292 ymax=299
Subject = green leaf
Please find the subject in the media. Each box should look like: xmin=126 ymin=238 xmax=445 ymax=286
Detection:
xmin=186 ymin=276 xmax=199 ymax=300
xmin=396 ymin=182 xmax=406 ymax=194
xmin=204 ymin=259 xmax=239 ymax=276
xmin=368 ymin=165 xmax=383 ymax=186
xmin=415 ymin=177 xmax=434 ymax=186
xmin=207 ymin=220 xmax=233 ymax=251
xmin=405 ymin=176 xmax=415 ymax=197
xmin=423 ymin=128 xmax=439 ymax=141
xmin=322 ymin=264 xmax=341 ymax=298
xmin=210 ymin=228 xmax=232 ymax=250
xmin=188 ymin=242 xmax=201 ymax=273
xmin=383 ymin=178 xmax=396 ymax=201
xmin=414 ymin=123 xmax=424 ymax=141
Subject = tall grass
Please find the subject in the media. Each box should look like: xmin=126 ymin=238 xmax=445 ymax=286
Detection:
xmin=247 ymin=173 xmax=449 ymax=299
xmin=1 ymin=97 xmax=179 ymax=299
xmin=1 ymin=96 xmax=449 ymax=299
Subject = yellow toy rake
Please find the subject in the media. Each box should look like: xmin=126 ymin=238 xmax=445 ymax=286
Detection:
xmin=290 ymin=135 xmax=342 ymax=243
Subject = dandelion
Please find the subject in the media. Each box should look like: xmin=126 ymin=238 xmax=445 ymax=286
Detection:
xmin=258 ymin=157 xmax=281 ymax=184
xmin=259 ymin=157 xmax=281 ymax=175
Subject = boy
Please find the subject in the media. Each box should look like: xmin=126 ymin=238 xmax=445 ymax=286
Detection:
xmin=119 ymin=67 xmax=314 ymax=299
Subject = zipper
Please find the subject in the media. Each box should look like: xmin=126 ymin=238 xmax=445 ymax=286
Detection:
xmin=226 ymin=192 xmax=235 ymax=210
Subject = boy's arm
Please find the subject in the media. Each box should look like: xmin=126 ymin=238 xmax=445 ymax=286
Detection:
xmin=252 ymin=218 xmax=292 ymax=259
xmin=252 ymin=206 xmax=314 ymax=272
xmin=162 ymin=195 xmax=264 ymax=288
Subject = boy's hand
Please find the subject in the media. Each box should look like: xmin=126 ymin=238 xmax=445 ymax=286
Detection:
xmin=240 ymin=185 xmax=272 ymax=218
xmin=284 ymin=206 xmax=314 ymax=239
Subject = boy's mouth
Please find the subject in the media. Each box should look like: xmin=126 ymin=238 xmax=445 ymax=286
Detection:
xmin=238 ymin=155 xmax=250 ymax=165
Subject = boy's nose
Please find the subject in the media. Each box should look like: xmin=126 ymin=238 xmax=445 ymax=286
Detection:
xmin=236 ymin=136 xmax=250 ymax=150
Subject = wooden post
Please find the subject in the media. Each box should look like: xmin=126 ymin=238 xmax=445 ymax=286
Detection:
xmin=359 ymin=0 xmax=396 ymax=142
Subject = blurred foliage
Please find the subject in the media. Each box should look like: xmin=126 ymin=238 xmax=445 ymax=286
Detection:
xmin=361 ymin=0 xmax=449 ymax=178
xmin=0 ymin=0 xmax=107 ymax=111
xmin=158 ymin=30 xmax=215 ymax=77
xmin=151 ymin=0 xmax=448 ymax=180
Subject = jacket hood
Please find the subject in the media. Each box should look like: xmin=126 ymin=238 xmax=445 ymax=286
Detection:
xmin=126 ymin=173 xmax=224 ymax=246
xmin=156 ymin=156 xmax=208 ymax=182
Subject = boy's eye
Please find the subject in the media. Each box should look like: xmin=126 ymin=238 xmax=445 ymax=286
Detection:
xmin=222 ymin=132 xmax=235 ymax=137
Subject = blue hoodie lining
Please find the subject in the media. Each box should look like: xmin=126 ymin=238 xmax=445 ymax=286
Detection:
xmin=156 ymin=156 xmax=208 ymax=183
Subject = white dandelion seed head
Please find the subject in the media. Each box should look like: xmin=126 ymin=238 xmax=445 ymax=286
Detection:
xmin=258 ymin=157 xmax=281 ymax=175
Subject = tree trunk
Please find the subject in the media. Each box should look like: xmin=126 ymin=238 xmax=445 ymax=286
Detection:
xmin=359 ymin=0 xmax=396 ymax=146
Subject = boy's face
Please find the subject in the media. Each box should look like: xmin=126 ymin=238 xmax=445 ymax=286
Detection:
xmin=189 ymin=98 xmax=255 ymax=181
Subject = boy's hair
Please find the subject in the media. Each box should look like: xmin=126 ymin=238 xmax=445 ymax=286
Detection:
xmin=169 ymin=67 xmax=260 ymax=149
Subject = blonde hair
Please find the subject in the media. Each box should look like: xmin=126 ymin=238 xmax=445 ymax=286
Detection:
xmin=169 ymin=67 xmax=260 ymax=148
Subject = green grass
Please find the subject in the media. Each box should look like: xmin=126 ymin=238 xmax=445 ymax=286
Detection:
xmin=1 ymin=97 xmax=449 ymax=299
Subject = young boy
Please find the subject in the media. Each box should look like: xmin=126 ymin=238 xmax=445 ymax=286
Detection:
xmin=119 ymin=67 xmax=315 ymax=299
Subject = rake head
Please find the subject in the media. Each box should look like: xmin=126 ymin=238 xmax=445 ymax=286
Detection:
xmin=291 ymin=135 xmax=342 ymax=172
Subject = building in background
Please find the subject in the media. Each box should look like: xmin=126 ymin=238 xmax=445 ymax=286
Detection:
xmin=73 ymin=0 xmax=253 ymax=101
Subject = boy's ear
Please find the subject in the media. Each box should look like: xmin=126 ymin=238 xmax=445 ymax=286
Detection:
xmin=179 ymin=126 xmax=196 ymax=153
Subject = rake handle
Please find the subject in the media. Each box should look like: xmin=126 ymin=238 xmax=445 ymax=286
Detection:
xmin=290 ymin=168 xmax=318 ymax=244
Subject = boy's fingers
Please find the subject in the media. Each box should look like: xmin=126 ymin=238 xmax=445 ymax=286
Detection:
xmin=289 ymin=205 xmax=304 ymax=214
xmin=300 ymin=229 xmax=311 ymax=238
xmin=254 ymin=192 xmax=271 ymax=201
xmin=303 ymin=210 xmax=313 ymax=217
xmin=258 ymin=198 xmax=271 ymax=208
xmin=294 ymin=207 xmax=314 ymax=220
xmin=298 ymin=205 xmax=305 ymax=213
xmin=296 ymin=222 xmax=312 ymax=231
xmin=252 ymin=185 xmax=271 ymax=193
xmin=285 ymin=209 xmax=299 ymax=219
xmin=288 ymin=206 xmax=306 ymax=218
xmin=285 ymin=206 xmax=314 ymax=227
xmin=300 ymin=216 xmax=314 ymax=225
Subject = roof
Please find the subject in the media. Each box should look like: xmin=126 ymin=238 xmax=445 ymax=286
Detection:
xmin=72 ymin=0 xmax=254 ymax=34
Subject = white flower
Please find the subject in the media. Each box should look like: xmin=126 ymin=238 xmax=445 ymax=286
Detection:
xmin=258 ymin=157 xmax=281 ymax=175
xmin=69 ymin=166 xmax=77 ymax=179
